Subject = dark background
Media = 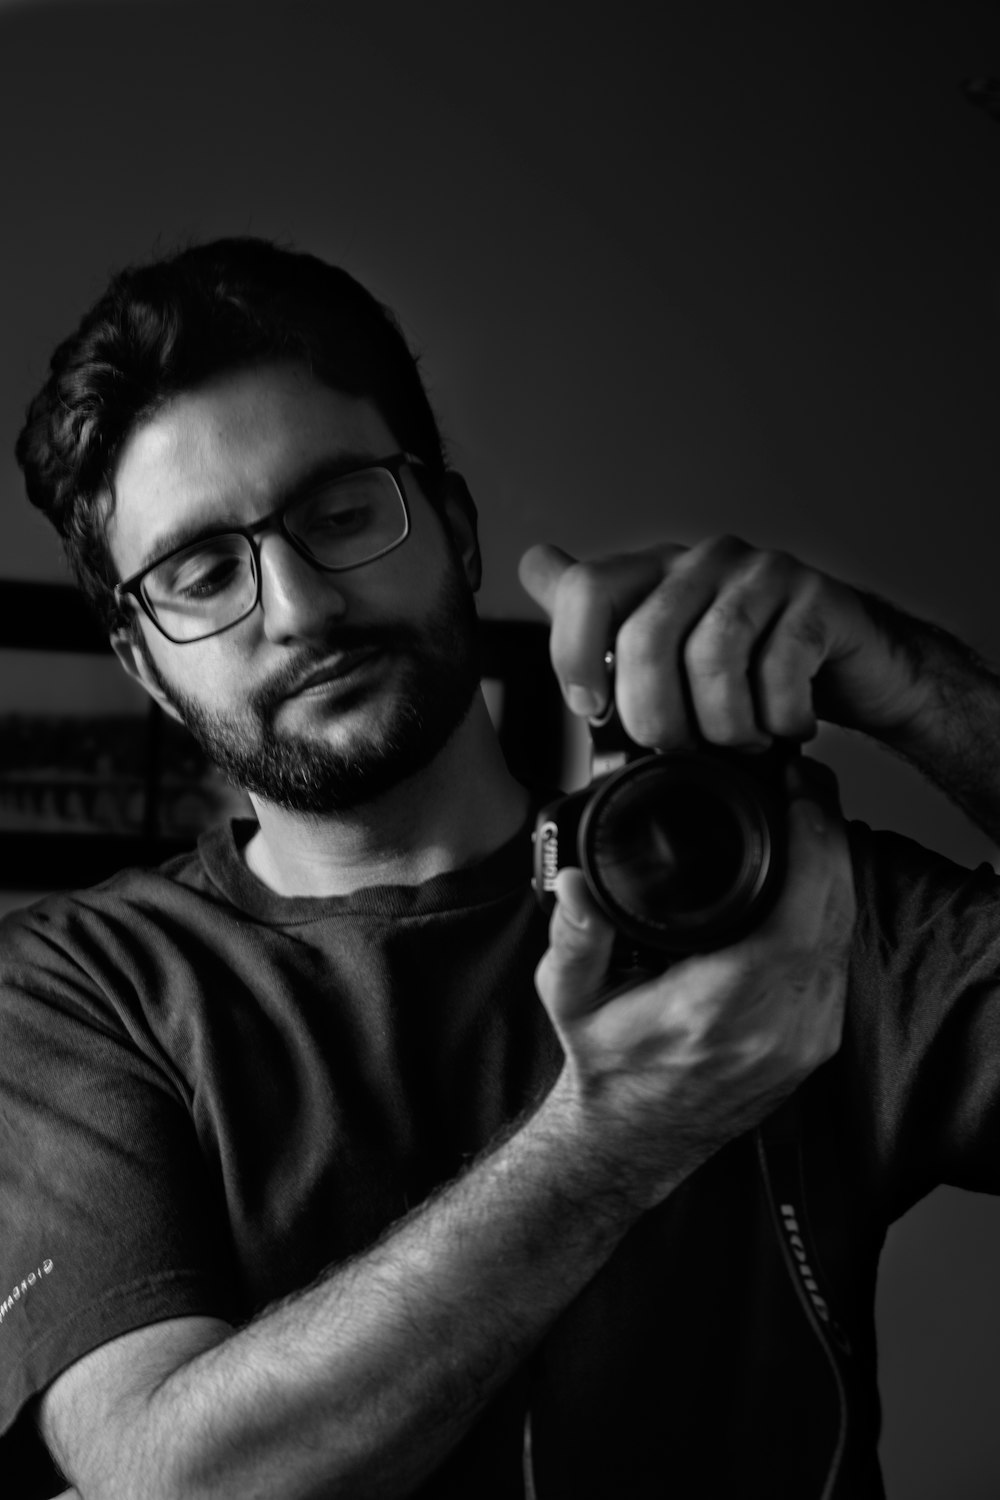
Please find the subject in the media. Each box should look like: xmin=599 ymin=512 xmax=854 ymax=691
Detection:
xmin=3 ymin=1 xmax=1000 ymax=1491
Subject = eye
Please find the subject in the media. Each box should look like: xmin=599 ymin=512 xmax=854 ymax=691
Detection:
xmin=286 ymin=468 xmax=405 ymax=563
xmin=149 ymin=543 xmax=248 ymax=603
xmin=310 ymin=501 xmax=371 ymax=535
xmin=293 ymin=476 xmax=386 ymax=548
xmin=175 ymin=554 xmax=244 ymax=599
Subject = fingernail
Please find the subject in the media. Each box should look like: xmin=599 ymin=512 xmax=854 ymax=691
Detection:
xmin=567 ymin=684 xmax=602 ymax=717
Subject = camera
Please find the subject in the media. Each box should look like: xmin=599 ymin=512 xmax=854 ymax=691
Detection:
xmin=532 ymin=714 xmax=795 ymax=960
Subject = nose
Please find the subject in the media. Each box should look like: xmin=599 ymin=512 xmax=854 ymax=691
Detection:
xmin=256 ymin=533 xmax=348 ymax=643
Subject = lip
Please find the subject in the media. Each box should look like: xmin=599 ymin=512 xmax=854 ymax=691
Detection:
xmin=285 ymin=646 xmax=382 ymax=699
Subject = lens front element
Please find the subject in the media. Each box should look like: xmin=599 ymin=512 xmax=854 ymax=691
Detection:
xmin=580 ymin=752 xmax=783 ymax=953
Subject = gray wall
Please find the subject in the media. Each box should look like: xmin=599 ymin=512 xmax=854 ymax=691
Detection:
xmin=4 ymin=1 xmax=1000 ymax=1492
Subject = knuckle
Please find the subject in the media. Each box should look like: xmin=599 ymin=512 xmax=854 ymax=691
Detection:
xmin=730 ymin=547 xmax=784 ymax=586
xmin=550 ymin=561 xmax=605 ymax=634
xmin=709 ymin=592 xmax=759 ymax=637
xmin=615 ymin=609 xmax=673 ymax=684
xmin=782 ymin=605 xmax=828 ymax=656
xmin=726 ymin=549 xmax=803 ymax=618
xmin=724 ymin=550 xmax=794 ymax=611
xmin=549 ymin=914 xmax=585 ymax=961
xmin=534 ymin=952 xmax=556 ymax=996
xmin=791 ymin=566 xmax=828 ymax=605
xmin=684 ymin=599 xmax=756 ymax=674
xmin=554 ymin=558 xmax=600 ymax=604
xmin=682 ymin=534 xmax=750 ymax=570
xmin=683 ymin=621 xmax=746 ymax=681
xmin=757 ymin=546 xmax=797 ymax=577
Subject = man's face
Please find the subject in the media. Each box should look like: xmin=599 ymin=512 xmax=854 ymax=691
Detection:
xmin=108 ymin=362 xmax=482 ymax=813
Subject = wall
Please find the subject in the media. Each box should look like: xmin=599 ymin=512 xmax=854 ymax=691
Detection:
xmin=3 ymin=1 xmax=1000 ymax=1492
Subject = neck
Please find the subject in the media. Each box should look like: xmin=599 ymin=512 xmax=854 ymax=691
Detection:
xmin=242 ymin=695 xmax=531 ymax=896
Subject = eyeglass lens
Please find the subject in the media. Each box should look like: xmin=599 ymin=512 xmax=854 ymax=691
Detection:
xmin=141 ymin=468 xmax=407 ymax=641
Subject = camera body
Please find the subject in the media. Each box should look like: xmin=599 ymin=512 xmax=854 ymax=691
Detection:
xmin=533 ymin=719 xmax=794 ymax=959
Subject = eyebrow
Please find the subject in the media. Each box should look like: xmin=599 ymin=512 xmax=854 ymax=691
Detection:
xmin=131 ymin=448 xmax=392 ymax=578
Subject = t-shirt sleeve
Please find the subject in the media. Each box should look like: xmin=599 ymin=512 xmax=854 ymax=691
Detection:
xmin=845 ymin=822 xmax=1000 ymax=1219
xmin=0 ymin=898 xmax=236 ymax=1494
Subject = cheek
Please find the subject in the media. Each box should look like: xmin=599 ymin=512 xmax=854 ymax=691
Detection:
xmin=141 ymin=632 xmax=243 ymax=709
xmin=383 ymin=529 xmax=464 ymax=608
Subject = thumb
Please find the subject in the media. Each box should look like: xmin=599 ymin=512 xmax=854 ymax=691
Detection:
xmin=535 ymin=868 xmax=617 ymax=1023
xmin=518 ymin=543 xmax=578 ymax=618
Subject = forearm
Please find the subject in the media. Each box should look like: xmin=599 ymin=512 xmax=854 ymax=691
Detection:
xmin=100 ymin=1083 xmax=668 ymax=1500
xmin=853 ymin=591 xmax=1000 ymax=843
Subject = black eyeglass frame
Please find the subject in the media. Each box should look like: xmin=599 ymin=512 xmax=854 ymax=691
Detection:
xmin=113 ymin=451 xmax=423 ymax=644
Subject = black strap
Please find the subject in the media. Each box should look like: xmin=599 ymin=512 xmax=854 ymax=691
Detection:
xmin=756 ymin=1096 xmax=856 ymax=1499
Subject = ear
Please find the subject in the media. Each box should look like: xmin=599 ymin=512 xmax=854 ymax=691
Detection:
xmin=110 ymin=629 xmax=186 ymax=724
xmin=438 ymin=471 xmax=482 ymax=592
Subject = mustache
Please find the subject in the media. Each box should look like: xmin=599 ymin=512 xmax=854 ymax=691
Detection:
xmin=249 ymin=622 xmax=418 ymax=715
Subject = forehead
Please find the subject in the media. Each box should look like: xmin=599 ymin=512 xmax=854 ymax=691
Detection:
xmin=108 ymin=362 xmax=398 ymax=576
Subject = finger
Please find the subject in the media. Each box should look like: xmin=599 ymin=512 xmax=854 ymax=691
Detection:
xmin=678 ymin=569 xmax=790 ymax=747
xmin=614 ymin=540 xmax=758 ymax=747
xmin=521 ymin=544 xmax=677 ymax=721
xmin=534 ymin=868 xmax=617 ymax=1022
xmin=752 ymin=587 xmax=830 ymax=741
xmin=517 ymin=543 xmax=578 ymax=618
xmin=520 ymin=544 xmax=613 ymax=719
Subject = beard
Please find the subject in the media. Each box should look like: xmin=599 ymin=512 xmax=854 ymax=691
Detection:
xmin=143 ymin=564 xmax=483 ymax=814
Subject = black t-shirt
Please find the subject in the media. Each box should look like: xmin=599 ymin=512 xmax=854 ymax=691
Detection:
xmin=1 ymin=816 xmax=1000 ymax=1497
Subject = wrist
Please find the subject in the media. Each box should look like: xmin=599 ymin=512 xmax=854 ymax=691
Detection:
xmin=531 ymin=1067 xmax=706 ymax=1213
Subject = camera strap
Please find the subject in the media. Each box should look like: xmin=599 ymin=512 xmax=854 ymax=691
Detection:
xmin=519 ymin=1100 xmax=857 ymax=1500
xmin=755 ymin=1096 xmax=856 ymax=1499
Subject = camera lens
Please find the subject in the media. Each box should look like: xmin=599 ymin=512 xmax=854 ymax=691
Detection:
xmin=579 ymin=752 xmax=782 ymax=952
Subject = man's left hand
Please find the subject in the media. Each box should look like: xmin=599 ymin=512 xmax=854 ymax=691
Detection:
xmin=519 ymin=536 xmax=925 ymax=752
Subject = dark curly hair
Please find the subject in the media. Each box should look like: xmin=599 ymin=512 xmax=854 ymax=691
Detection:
xmin=15 ymin=237 xmax=449 ymax=635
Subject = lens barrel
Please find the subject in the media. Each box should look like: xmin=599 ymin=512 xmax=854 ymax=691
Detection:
xmin=577 ymin=749 xmax=787 ymax=953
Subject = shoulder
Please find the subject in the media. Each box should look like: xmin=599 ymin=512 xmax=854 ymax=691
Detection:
xmin=841 ymin=818 xmax=1000 ymax=1123
xmin=0 ymin=836 xmax=248 ymax=1051
xmin=0 ymin=822 xmax=248 ymax=953
xmin=847 ymin=819 xmax=1000 ymax=963
xmin=840 ymin=823 xmax=1000 ymax=1208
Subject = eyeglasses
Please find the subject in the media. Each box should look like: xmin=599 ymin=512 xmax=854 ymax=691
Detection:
xmin=114 ymin=452 xmax=420 ymax=644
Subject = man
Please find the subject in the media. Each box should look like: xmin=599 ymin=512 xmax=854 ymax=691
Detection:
xmin=2 ymin=237 xmax=1000 ymax=1499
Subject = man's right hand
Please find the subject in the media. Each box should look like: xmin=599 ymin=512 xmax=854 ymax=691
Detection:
xmin=535 ymin=756 xmax=855 ymax=1208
